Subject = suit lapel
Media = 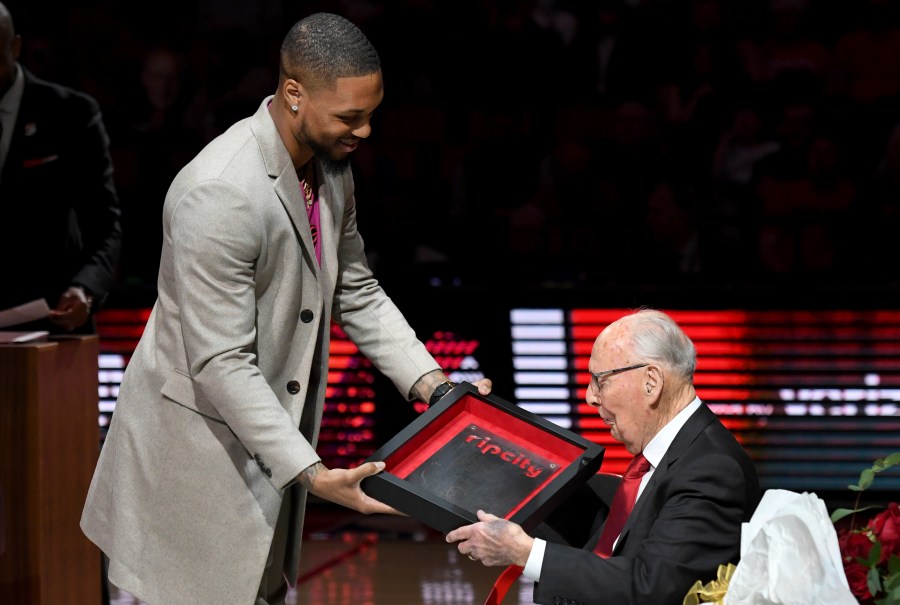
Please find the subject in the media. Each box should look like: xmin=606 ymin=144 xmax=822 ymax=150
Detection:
xmin=3 ymin=68 xmax=35 ymax=185
xmin=273 ymin=170 xmax=319 ymax=277
xmin=612 ymin=404 xmax=716 ymax=553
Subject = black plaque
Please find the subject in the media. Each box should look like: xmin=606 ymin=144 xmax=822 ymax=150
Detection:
xmin=360 ymin=382 xmax=605 ymax=533
xmin=403 ymin=423 xmax=558 ymax=517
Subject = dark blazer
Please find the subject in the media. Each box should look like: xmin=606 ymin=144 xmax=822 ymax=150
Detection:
xmin=0 ymin=66 xmax=121 ymax=331
xmin=534 ymin=403 xmax=761 ymax=605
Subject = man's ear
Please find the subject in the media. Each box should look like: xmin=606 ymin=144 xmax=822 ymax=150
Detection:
xmin=645 ymin=365 xmax=662 ymax=399
xmin=283 ymin=78 xmax=304 ymax=110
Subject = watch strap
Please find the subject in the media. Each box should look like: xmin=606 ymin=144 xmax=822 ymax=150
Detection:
xmin=428 ymin=381 xmax=456 ymax=407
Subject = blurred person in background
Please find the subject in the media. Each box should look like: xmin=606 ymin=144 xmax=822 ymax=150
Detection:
xmin=0 ymin=1 xmax=121 ymax=334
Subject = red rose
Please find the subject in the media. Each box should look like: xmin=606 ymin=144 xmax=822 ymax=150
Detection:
xmin=842 ymin=561 xmax=875 ymax=603
xmin=867 ymin=502 xmax=900 ymax=561
xmin=839 ymin=528 xmax=874 ymax=561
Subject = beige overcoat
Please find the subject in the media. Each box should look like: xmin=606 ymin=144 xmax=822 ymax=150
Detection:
xmin=80 ymin=96 xmax=440 ymax=604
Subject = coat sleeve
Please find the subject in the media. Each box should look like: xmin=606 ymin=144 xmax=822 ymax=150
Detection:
xmin=330 ymin=172 xmax=440 ymax=399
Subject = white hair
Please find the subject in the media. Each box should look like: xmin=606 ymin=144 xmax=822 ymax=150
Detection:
xmin=626 ymin=308 xmax=696 ymax=381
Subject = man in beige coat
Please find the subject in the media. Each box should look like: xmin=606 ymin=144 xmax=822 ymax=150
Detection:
xmin=80 ymin=13 xmax=491 ymax=605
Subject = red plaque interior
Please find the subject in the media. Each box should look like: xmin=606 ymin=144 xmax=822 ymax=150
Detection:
xmin=361 ymin=383 xmax=604 ymax=533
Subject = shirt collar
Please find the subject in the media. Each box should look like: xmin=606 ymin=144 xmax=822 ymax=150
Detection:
xmin=642 ymin=396 xmax=702 ymax=468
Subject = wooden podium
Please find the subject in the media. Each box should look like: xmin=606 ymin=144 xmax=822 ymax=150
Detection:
xmin=0 ymin=335 xmax=102 ymax=604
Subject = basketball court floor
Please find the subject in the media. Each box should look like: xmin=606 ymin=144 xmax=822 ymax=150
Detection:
xmin=107 ymin=501 xmax=540 ymax=605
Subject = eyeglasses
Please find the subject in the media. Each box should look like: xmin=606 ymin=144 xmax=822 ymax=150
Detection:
xmin=589 ymin=363 xmax=649 ymax=393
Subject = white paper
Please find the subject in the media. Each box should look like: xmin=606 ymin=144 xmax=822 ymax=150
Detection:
xmin=0 ymin=299 xmax=51 ymax=328
xmin=724 ymin=489 xmax=857 ymax=605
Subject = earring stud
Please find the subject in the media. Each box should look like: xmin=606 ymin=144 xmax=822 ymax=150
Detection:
xmin=291 ymin=105 xmax=298 ymax=112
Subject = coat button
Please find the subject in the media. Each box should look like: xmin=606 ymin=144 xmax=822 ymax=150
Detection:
xmin=287 ymin=380 xmax=301 ymax=395
xmin=300 ymin=309 xmax=314 ymax=323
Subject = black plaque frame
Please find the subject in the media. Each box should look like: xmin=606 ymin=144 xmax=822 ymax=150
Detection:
xmin=361 ymin=382 xmax=605 ymax=534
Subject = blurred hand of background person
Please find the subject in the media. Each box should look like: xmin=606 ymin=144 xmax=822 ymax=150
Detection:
xmin=48 ymin=285 xmax=93 ymax=331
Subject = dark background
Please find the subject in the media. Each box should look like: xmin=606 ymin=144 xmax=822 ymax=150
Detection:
xmin=9 ymin=0 xmax=900 ymax=508
xmin=7 ymin=0 xmax=900 ymax=309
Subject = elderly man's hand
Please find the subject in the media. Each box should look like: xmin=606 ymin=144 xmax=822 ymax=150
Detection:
xmin=445 ymin=510 xmax=534 ymax=567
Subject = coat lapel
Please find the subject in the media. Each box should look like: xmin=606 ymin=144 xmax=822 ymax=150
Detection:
xmin=314 ymin=165 xmax=338 ymax=296
xmin=250 ymin=97 xmax=319 ymax=278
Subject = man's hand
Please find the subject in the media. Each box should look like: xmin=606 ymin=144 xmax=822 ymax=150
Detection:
xmin=445 ymin=510 xmax=534 ymax=567
xmin=48 ymin=286 xmax=93 ymax=331
xmin=297 ymin=461 xmax=403 ymax=515
xmin=469 ymin=378 xmax=493 ymax=397
xmin=409 ymin=370 xmax=494 ymax=404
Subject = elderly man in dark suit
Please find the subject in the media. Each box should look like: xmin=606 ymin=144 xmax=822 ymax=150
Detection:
xmin=448 ymin=308 xmax=761 ymax=605
xmin=0 ymin=1 xmax=121 ymax=334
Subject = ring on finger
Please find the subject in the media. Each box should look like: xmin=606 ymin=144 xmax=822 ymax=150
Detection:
xmin=468 ymin=554 xmax=478 ymax=561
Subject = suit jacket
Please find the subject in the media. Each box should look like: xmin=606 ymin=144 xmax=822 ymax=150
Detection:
xmin=534 ymin=403 xmax=761 ymax=605
xmin=0 ymin=66 xmax=121 ymax=329
xmin=80 ymin=97 xmax=440 ymax=605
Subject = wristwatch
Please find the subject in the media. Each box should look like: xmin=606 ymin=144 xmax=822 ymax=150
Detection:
xmin=428 ymin=381 xmax=456 ymax=407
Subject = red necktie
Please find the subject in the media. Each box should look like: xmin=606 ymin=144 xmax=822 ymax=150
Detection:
xmin=593 ymin=453 xmax=652 ymax=558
